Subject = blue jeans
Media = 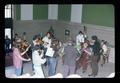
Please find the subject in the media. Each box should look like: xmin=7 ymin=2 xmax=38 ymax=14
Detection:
xmin=48 ymin=57 xmax=57 ymax=76
xmin=15 ymin=68 xmax=22 ymax=76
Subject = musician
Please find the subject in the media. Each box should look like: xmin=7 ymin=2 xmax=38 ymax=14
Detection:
xmin=76 ymin=40 xmax=92 ymax=73
xmin=42 ymin=32 xmax=52 ymax=66
xmin=88 ymin=35 xmax=101 ymax=77
xmin=47 ymin=38 xmax=60 ymax=76
xmin=100 ymin=40 xmax=108 ymax=66
xmin=12 ymin=39 xmax=31 ymax=76
xmin=76 ymin=31 xmax=85 ymax=53
xmin=42 ymin=32 xmax=52 ymax=49
xmin=31 ymin=35 xmax=40 ymax=73
xmin=32 ymin=45 xmax=46 ymax=78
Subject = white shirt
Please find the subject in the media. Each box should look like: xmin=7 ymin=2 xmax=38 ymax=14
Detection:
xmin=102 ymin=44 xmax=108 ymax=54
xmin=32 ymin=50 xmax=46 ymax=66
xmin=76 ymin=34 xmax=85 ymax=46
xmin=42 ymin=36 xmax=51 ymax=48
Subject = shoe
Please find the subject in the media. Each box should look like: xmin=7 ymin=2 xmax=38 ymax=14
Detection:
xmin=82 ymin=70 xmax=86 ymax=73
xmin=93 ymin=75 xmax=97 ymax=77
xmin=101 ymin=64 xmax=103 ymax=67
xmin=88 ymin=74 xmax=93 ymax=76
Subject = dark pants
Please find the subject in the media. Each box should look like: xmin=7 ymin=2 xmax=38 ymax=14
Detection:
xmin=90 ymin=55 xmax=100 ymax=76
xmin=5 ymin=44 xmax=10 ymax=53
xmin=43 ymin=47 xmax=48 ymax=66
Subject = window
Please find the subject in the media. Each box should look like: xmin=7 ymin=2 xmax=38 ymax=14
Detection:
xmin=5 ymin=4 xmax=12 ymax=49
xmin=5 ymin=4 xmax=12 ymax=18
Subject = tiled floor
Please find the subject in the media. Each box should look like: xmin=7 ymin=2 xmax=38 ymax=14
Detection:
xmin=5 ymin=57 xmax=115 ymax=78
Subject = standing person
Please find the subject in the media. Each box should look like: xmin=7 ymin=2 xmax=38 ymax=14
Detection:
xmin=42 ymin=32 xmax=52 ymax=65
xmin=47 ymin=38 xmax=60 ymax=76
xmin=76 ymin=40 xmax=92 ymax=73
xmin=5 ymin=35 xmax=11 ymax=53
xmin=31 ymin=35 xmax=39 ymax=73
xmin=88 ymin=35 xmax=101 ymax=77
xmin=32 ymin=45 xmax=46 ymax=78
xmin=14 ymin=33 xmax=19 ymax=42
xmin=22 ymin=32 xmax=27 ymax=40
xmin=100 ymin=40 xmax=108 ymax=66
xmin=76 ymin=31 xmax=85 ymax=53
xmin=42 ymin=32 xmax=52 ymax=52
xmin=12 ymin=39 xmax=31 ymax=76
xmin=62 ymin=38 xmax=79 ymax=78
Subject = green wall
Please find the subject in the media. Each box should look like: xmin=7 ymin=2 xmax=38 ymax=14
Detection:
xmin=33 ymin=5 xmax=48 ymax=20
xmin=58 ymin=5 xmax=71 ymax=21
xmin=82 ymin=4 xmax=114 ymax=27
xmin=15 ymin=5 xmax=21 ymax=20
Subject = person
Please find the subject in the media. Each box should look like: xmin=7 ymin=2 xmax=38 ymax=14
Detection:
xmin=5 ymin=35 xmax=11 ymax=53
xmin=42 ymin=32 xmax=52 ymax=66
xmin=12 ymin=39 xmax=31 ymax=76
xmin=76 ymin=40 xmax=92 ymax=73
xmin=62 ymin=38 xmax=79 ymax=78
xmin=14 ymin=33 xmax=19 ymax=42
xmin=31 ymin=35 xmax=40 ymax=73
xmin=42 ymin=32 xmax=52 ymax=50
xmin=88 ymin=35 xmax=101 ymax=77
xmin=47 ymin=38 xmax=60 ymax=76
xmin=32 ymin=45 xmax=46 ymax=78
xmin=76 ymin=31 xmax=85 ymax=53
xmin=22 ymin=32 xmax=27 ymax=40
xmin=100 ymin=40 xmax=108 ymax=66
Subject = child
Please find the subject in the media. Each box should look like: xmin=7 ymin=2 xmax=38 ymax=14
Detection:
xmin=32 ymin=45 xmax=46 ymax=78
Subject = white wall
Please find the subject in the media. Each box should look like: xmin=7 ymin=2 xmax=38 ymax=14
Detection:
xmin=71 ymin=4 xmax=82 ymax=23
xmin=21 ymin=5 xmax=33 ymax=20
xmin=48 ymin=4 xmax=58 ymax=20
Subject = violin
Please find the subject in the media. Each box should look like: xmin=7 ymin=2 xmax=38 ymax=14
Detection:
xmin=36 ymin=37 xmax=44 ymax=45
xmin=20 ymin=39 xmax=30 ymax=59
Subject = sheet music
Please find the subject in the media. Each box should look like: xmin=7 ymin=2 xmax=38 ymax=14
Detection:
xmin=45 ymin=47 xmax=55 ymax=57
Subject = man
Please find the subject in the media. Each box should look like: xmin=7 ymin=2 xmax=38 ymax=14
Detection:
xmin=89 ymin=35 xmax=101 ymax=77
xmin=5 ymin=35 xmax=11 ymax=53
xmin=63 ymin=38 xmax=79 ymax=78
xmin=76 ymin=31 xmax=85 ymax=53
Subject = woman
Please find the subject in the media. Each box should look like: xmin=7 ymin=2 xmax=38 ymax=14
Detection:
xmin=12 ymin=39 xmax=31 ymax=76
xmin=77 ymin=40 xmax=92 ymax=73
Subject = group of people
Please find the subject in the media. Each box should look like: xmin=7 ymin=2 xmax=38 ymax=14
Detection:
xmin=61 ymin=31 xmax=109 ymax=77
xmin=12 ymin=32 xmax=61 ymax=78
xmin=11 ymin=30 xmax=110 ymax=78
